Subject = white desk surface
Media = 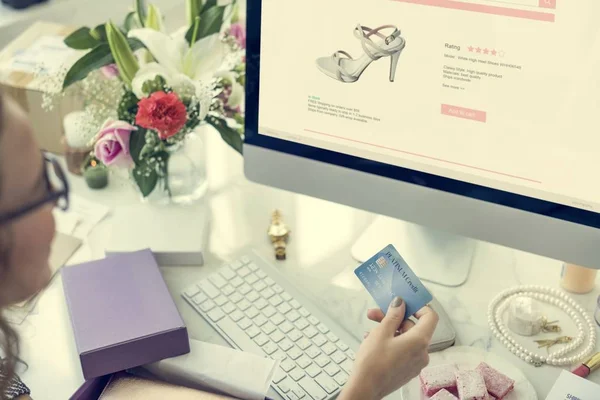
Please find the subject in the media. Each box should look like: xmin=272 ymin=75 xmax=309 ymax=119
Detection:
xmin=12 ymin=128 xmax=600 ymax=399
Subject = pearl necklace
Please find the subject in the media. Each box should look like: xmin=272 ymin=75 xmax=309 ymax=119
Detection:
xmin=488 ymin=285 xmax=597 ymax=367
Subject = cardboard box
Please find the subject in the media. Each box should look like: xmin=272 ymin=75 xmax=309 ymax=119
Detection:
xmin=0 ymin=21 xmax=83 ymax=154
xmin=62 ymin=249 xmax=190 ymax=381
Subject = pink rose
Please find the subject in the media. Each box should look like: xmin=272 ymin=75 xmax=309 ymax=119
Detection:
xmin=229 ymin=22 xmax=246 ymax=49
xmin=94 ymin=120 xmax=136 ymax=167
xmin=101 ymin=64 xmax=120 ymax=79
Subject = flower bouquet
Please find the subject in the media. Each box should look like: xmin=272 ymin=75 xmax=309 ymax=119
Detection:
xmin=57 ymin=0 xmax=246 ymax=200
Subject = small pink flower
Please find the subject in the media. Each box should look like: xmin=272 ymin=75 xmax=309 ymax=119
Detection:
xmin=229 ymin=22 xmax=246 ymax=49
xmin=94 ymin=120 xmax=136 ymax=167
xmin=101 ymin=64 xmax=120 ymax=79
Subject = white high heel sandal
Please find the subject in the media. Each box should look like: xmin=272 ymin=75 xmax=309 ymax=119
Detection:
xmin=316 ymin=24 xmax=406 ymax=83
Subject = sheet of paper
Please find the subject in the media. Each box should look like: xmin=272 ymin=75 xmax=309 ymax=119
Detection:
xmin=60 ymin=194 xmax=110 ymax=239
xmin=53 ymin=209 xmax=80 ymax=235
xmin=545 ymin=370 xmax=600 ymax=400
xmin=143 ymin=339 xmax=278 ymax=400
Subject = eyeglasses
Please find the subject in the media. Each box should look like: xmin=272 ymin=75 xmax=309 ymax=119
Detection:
xmin=0 ymin=155 xmax=70 ymax=226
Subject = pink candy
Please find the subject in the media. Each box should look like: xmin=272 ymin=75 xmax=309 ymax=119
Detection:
xmin=430 ymin=389 xmax=459 ymax=400
xmin=420 ymin=364 xmax=458 ymax=396
xmin=476 ymin=363 xmax=514 ymax=399
xmin=456 ymin=370 xmax=488 ymax=400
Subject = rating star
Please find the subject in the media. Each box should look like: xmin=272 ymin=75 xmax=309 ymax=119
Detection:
xmin=468 ymin=46 xmax=474 ymax=52
xmin=483 ymin=48 xmax=489 ymax=55
xmin=476 ymin=47 xmax=482 ymax=53
xmin=491 ymin=49 xmax=497 ymax=56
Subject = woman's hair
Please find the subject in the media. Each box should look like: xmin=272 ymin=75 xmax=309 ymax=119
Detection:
xmin=0 ymin=92 xmax=22 ymax=400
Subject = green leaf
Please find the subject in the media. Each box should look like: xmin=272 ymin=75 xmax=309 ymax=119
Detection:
xmin=62 ymin=39 xmax=144 ymax=89
xmin=201 ymin=0 xmax=217 ymax=12
xmin=64 ymin=27 xmax=100 ymax=50
xmin=135 ymin=0 xmax=147 ymax=27
xmin=129 ymin=128 xmax=147 ymax=165
xmin=90 ymin=24 xmax=107 ymax=41
xmin=117 ymin=89 xmax=139 ymax=123
xmin=133 ymin=163 xmax=158 ymax=197
xmin=123 ymin=11 xmax=138 ymax=32
xmin=185 ymin=5 xmax=225 ymax=44
xmin=206 ymin=115 xmax=243 ymax=154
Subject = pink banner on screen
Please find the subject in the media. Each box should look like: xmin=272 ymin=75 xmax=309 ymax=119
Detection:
xmin=392 ymin=0 xmax=555 ymax=22
xmin=441 ymin=104 xmax=487 ymax=122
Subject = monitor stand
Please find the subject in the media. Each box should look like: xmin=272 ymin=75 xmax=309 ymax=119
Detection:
xmin=351 ymin=216 xmax=476 ymax=287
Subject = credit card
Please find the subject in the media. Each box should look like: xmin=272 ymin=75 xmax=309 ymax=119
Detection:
xmin=354 ymin=244 xmax=433 ymax=320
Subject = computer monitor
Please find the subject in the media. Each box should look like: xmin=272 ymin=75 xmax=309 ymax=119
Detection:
xmin=244 ymin=0 xmax=600 ymax=286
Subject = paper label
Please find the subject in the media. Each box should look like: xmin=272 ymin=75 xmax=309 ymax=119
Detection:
xmin=545 ymin=370 xmax=600 ymax=400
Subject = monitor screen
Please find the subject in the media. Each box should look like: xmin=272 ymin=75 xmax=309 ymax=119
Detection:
xmin=246 ymin=0 xmax=600 ymax=228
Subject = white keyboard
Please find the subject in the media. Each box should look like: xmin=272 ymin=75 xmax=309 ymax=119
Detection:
xmin=182 ymin=254 xmax=357 ymax=400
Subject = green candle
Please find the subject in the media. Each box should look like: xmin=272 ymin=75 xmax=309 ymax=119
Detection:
xmin=84 ymin=161 xmax=109 ymax=189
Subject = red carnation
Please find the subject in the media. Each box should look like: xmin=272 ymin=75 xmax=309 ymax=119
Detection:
xmin=135 ymin=91 xmax=188 ymax=140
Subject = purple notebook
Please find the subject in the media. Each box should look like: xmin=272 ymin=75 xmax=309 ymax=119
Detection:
xmin=62 ymin=249 xmax=190 ymax=380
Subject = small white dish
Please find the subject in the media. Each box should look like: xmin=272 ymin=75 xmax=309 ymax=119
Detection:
xmin=400 ymin=346 xmax=538 ymax=400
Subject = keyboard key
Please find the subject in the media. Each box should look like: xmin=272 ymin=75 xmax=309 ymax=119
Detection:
xmin=261 ymin=288 xmax=275 ymax=299
xmin=316 ymin=373 xmax=338 ymax=394
xmin=317 ymin=323 xmax=329 ymax=334
xmin=207 ymin=308 xmax=225 ymax=322
xmin=219 ymin=266 xmax=236 ymax=281
xmin=299 ymin=377 xmax=328 ymax=400
xmin=214 ymin=295 xmax=228 ymax=306
xmin=248 ymin=262 xmax=259 ymax=271
xmin=324 ymin=363 xmax=340 ymax=377
xmin=299 ymin=308 xmax=310 ymax=317
xmin=254 ymin=333 xmax=269 ymax=347
xmin=246 ymin=290 xmax=260 ymax=302
xmin=240 ymin=256 xmax=251 ymax=264
xmin=254 ymin=298 xmax=269 ymax=310
xmin=239 ymin=284 xmax=252 ymax=295
xmin=184 ymin=284 xmax=201 ymax=297
xmin=272 ymin=351 xmax=287 ymax=361
xmin=306 ymin=346 xmax=321 ymax=359
xmin=215 ymin=316 xmax=266 ymax=358
xmin=294 ymin=319 xmax=309 ymax=331
xmin=315 ymin=354 xmax=331 ymax=368
xmin=271 ymin=313 xmax=286 ymax=325
xmin=288 ymin=346 xmax=303 ymax=360
xmin=265 ymin=277 xmax=276 ymax=286
xmin=245 ymin=306 xmax=260 ymax=319
xmin=245 ymin=273 xmax=259 ymax=285
xmin=281 ymin=292 xmax=293 ymax=301
xmin=289 ymin=388 xmax=306 ymax=400
xmin=336 ymin=341 xmax=349 ymax=351
xmin=252 ymin=281 xmax=267 ymax=292
xmin=280 ymin=321 xmax=294 ymax=333
xmin=237 ymin=266 xmax=251 ymax=277
xmin=229 ymin=292 xmax=244 ymax=304
xmin=290 ymin=299 xmax=301 ymax=309
xmin=313 ymin=334 xmax=327 ymax=347
xmin=308 ymin=315 xmax=319 ymax=325
xmin=263 ymin=341 xmax=278 ymax=355
xmin=273 ymin=368 xmax=287 ymax=384
xmin=269 ymin=295 xmax=284 ymax=307
xmin=281 ymin=358 xmax=296 ymax=372
xmin=305 ymin=365 xmax=323 ymax=379
xmin=230 ymin=276 xmax=244 ymax=287
xmin=322 ymin=342 xmax=338 ymax=356
xmin=263 ymin=306 xmax=277 ymax=318
xmin=304 ymin=326 xmax=318 ymax=339
xmin=262 ymin=322 xmax=276 ymax=335
xmin=237 ymin=299 xmax=251 ymax=311
xmin=277 ymin=302 xmax=292 ymax=315
xmin=326 ymin=332 xmax=339 ymax=343
xmin=270 ymin=330 xmax=285 ymax=343
xmin=334 ymin=371 xmax=349 ymax=386
xmin=278 ymin=377 xmax=292 ymax=393
xmin=252 ymin=314 xmax=268 ymax=327
xmin=198 ymin=281 xmax=220 ymax=299
xmin=247 ymin=325 xmax=261 ymax=338
xmin=238 ymin=317 xmax=252 ymax=330
xmin=199 ymin=300 xmax=215 ymax=312
xmin=340 ymin=359 xmax=353 ymax=374
xmin=290 ymin=368 xmax=305 ymax=382
xmin=230 ymin=260 xmax=243 ymax=270
xmin=256 ymin=270 xmax=267 ymax=279
xmin=288 ymin=329 xmax=302 ymax=342
xmin=192 ymin=292 xmax=207 ymax=305
xmin=230 ymin=309 xmax=244 ymax=322
xmin=221 ymin=285 xmax=235 ymax=296
xmin=345 ymin=349 xmax=356 ymax=360
xmin=272 ymin=284 xmax=284 ymax=294
xmin=279 ymin=338 xmax=294 ymax=352
xmin=331 ymin=351 xmax=346 ymax=364
xmin=286 ymin=311 xmax=301 ymax=322
xmin=297 ymin=337 xmax=312 ymax=350
xmin=209 ymin=273 xmax=227 ymax=289
xmin=222 ymin=302 xmax=236 ymax=314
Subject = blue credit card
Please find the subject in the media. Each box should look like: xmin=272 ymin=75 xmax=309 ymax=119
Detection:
xmin=354 ymin=244 xmax=433 ymax=320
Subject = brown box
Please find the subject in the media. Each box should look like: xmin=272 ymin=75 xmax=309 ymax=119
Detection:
xmin=0 ymin=21 xmax=83 ymax=154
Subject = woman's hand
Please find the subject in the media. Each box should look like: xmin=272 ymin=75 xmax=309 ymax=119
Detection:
xmin=339 ymin=297 xmax=439 ymax=400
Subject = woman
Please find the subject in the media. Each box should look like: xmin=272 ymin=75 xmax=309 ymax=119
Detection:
xmin=0 ymin=92 xmax=438 ymax=400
